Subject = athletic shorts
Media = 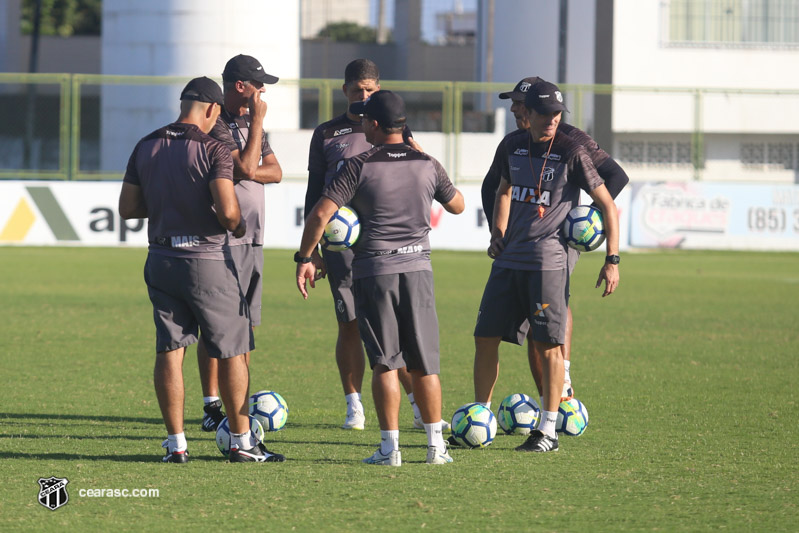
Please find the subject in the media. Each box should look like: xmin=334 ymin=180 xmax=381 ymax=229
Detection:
xmin=323 ymin=248 xmax=356 ymax=323
xmin=353 ymin=271 xmax=440 ymax=375
xmin=229 ymin=243 xmax=263 ymax=326
xmin=474 ymin=265 xmax=569 ymax=346
xmin=144 ymin=253 xmax=254 ymax=359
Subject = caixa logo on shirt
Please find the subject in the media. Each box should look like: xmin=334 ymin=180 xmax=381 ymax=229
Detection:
xmin=511 ymin=185 xmax=551 ymax=206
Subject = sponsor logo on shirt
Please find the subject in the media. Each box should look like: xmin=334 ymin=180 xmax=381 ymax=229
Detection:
xmin=333 ymin=128 xmax=353 ymax=136
xmin=388 ymin=152 xmax=407 ymax=158
xmin=513 ymin=148 xmax=528 ymax=155
xmin=170 ymin=235 xmax=200 ymax=248
xmin=228 ymin=122 xmax=238 ymax=129
xmin=511 ymin=185 xmax=551 ymax=207
xmin=543 ymin=153 xmax=561 ymax=161
xmin=165 ymin=129 xmax=185 ymax=137
xmin=335 ymin=142 xmax=350 ymax=150
xmin=510 ymin=165 xmax=520 ymax=171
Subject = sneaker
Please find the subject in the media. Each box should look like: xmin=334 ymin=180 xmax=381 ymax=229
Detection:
xmin=229 ymin=442 xmax=286 ymax=463
xmin=426 ymin=446 xmax=453 ymax=464
xmin=515 ymin=430 xmax=559 ymax=453
xmin=161 ymin=440 xmax=189 ymax=463
xmin=201 ymin=400 xmax=225 ymax=432
xmin=446 ymin=435 xmax=461 ymax=447
xmin=561 ymin=383 xmax=575 ymax=402
xmin=362 ymin=448 xmax=401 ymax=466
xmin=413 ymin=416 xmax=451 ymax=432
xmin=342 ymin=409 xmax=365 ymax=430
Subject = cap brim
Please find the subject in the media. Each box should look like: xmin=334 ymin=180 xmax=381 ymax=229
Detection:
xmin=253 ymin=72 xmax=279 ymax=85
xmin=498 ymin=91 xmax=524 ymax=100
xmin=531 ymin=103 xmax=569 ymax=114
xmin=349 ymin=101 xmax=368 ymax=115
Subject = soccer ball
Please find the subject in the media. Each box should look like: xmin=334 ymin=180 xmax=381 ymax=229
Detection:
xmin=556 ymin=398 xmax=589 ymax=436
xmin=249 ymin=390 xmax=288 ymax=432
xmin=321 ymin=206 xmax=360 ymax=251
xmin=497 ymin=393 xmax=540 ymax=435
xmin=561 ymin=205 xmax=605 ymax=252
xmin=215 ymin=416 xmax=265 ymax=457
xmin=450 ymin=403 xmax=497 ymax=448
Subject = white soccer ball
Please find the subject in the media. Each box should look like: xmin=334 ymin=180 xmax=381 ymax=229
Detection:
xmin=321 ymin=206 xmax=360 ymax=251
xmin=556 ymin=398 xmax=589 ymax=436
xmin=215 ymin=416 xmax=265 ymax=457
xmin=561 ymin=205 xmax=605 ymax=252
xmin=450 ymin=403 xmax=497 ymax=448
xmin=497 ymin=393 xmax=540 ymax=435
xmin=249 ymin=390 xmax=288 ymax=432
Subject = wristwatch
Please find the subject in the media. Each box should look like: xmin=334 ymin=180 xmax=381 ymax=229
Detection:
xmin=294 ymin=251 xmax=313 ymax=264
xmin=605 ymin=254 xmax=621 ymax=265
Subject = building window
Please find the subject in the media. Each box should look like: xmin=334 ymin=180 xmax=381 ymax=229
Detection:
xmin=667 ymin=0 xmax=799 ymax=46
xmin=619 ymin=140 xmax=693 ymax=166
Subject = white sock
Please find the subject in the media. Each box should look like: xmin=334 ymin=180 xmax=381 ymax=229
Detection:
xmin=424 ymin=421 xmax=445 ymax=450
xmin=230 ymin=431 xmax=258 ymax=450
xmin=380 ymin=430 xmax=399 ymax=455
xmin=408 ymin=393 xmax=422 ymax=419
xmin=564 ymin=360 xmax=572 ymax=384
xmin=538 ymin=410 xmax=558 ymax=438
xmin=167 ymin=432 xmax=187 ymax=452
xmin=345 ymin=392 xmax=362 ymax=413
xmin=203 ymin=396 xmax=220 ymax=405
xmin=477 ymin=401 xmax=491 ymax=411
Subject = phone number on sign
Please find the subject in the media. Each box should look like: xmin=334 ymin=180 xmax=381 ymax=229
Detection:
xmin=747 ymin=207 xmax=799 ymax=233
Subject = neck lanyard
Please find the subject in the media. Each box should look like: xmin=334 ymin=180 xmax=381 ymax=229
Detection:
xmin=527 ymin=131 xmax=556 ymax=219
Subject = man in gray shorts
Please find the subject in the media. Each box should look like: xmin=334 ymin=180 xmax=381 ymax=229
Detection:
xmin=119 ymin=77 xmax=284 ymax=463
xmin=296 ymin=90 xmax=465 ymax=465
xmin=197 ymin=54 xmax=283 ymax=432
xmin=474 ymin=79 xmax=620 ymax=453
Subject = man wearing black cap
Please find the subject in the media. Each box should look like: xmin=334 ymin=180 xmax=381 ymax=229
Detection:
xmin=473 ymin=79 xmax=620 ymax=453
xmin=473 ymin=77 xmax=630 ymax=418
xmin=296 ymin=90 xmax=465 ymax=466
xmin=119 ymin=77 xmax=284 ymax=462
xmin=304 ymin=59 xmax=440 ymax=433
xmin=196 ymin=54 xmax=283 ymax=433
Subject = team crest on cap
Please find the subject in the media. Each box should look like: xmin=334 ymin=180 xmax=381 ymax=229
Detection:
xmin=519 ymin=82 xmax=531 ymax=92
xmin=555 ymin=91 xmax=563 ymax=102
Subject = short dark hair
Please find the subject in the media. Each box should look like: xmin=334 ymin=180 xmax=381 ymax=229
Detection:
xmin=344 ymin=59 xmax=380 ymax=85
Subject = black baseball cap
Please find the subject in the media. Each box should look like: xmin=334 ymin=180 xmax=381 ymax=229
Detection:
xmin=498 ymin=76 xmax=542 ymax=100
xmin=180 ymin=76 xmax=223 ymax=105
xmin=222 ymin=54 xmax=279 ymax=85
xmin=524 ymin=80 xmax=569 ymax=114
xmin=349 ymin=90 xmax=406 ymax=128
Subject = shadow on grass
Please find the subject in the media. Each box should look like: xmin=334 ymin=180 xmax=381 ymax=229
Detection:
xmin=0 ymin=412 xmax=164 ymax=425
xmin=0 ymin=451 xmax=253 ymax=463
xmin=0 ymin=433 xmax=156 ymax=441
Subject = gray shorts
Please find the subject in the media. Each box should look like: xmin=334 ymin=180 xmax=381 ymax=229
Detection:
xmin=323 ymin=248 xmax=356 ymax=323
xmin=353 ymin=271 xmax=440 ymax=375
xmin=474 ymin=265 xmax=569 ymax=345
xmin=230 ymin=244 xmax=263 ymax=326
xmin=144 ymin=253 xmax=254 ymax=359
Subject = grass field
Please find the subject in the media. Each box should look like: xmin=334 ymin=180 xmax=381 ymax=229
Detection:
xmin=1 ymin=247 xmax=797 ymax=531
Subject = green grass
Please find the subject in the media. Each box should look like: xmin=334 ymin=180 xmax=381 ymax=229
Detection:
xmin=1 ymin=247 xmax=797 ymax=531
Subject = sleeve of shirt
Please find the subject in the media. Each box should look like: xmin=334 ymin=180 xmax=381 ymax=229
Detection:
xmin=305 ymin=126 xmax=327 ymax=215
xmin=261 ymin=131 xmax=274 ymax=159
xmin=568 ymin=146 xmax=603 ymax=193
xmin=206 ymin=139 xmax=235 ymax=182
xmin=596 ymin=157 xmax=629 ymax=200
xmin=322 ymin=153 xmax=365 ymax=209
xmin=122 ymin=142 xmax=141 ymax=185
xmin=481 ymin=139 xmax=505 ymax=222
xmin=208 ymin=118 xmax=239 ymax=153
xmin=431 ymin=157 xmax=457 ymax=205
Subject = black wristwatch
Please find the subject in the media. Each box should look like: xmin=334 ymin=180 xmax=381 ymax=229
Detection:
xmin=294 ymin=251 xmax=313 ymax=264
xmin=605 ymin=254 xmax=621 ymax=265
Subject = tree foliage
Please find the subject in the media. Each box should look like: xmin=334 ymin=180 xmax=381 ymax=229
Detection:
xmin=316 ymin=21 xmax=377 ymax=43
xmin=21 ymin=0 xmax=102 ymax=37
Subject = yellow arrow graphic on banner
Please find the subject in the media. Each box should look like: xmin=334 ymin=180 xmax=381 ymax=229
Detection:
xmin=0 ymin=198 xmax=36 ymax=241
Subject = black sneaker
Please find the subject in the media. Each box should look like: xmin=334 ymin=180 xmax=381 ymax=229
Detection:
xmin=515 ymin=430 xmax=559 ymax=453
xmin=161 ymin=439 xmax=189 ymax=463
xmin=201 ymin=400 xmax=225 ymax=432
xmin=447 ymin=435 xmax=461 ymax=447
xmin=229 ymin=442 xmax=286 ymax=463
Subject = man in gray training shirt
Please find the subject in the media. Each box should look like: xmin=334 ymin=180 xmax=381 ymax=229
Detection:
xmin=473 ymin=79 xmax=619 ymax=454
xmin=296 ymin=91 xmax=465 ymax=466
xmin=197 ymin=54 xmax=283 ymax=433
xmin=119 ymin=76 xmax=284 ymax=463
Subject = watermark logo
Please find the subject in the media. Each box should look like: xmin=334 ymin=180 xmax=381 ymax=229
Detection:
xmin=38 ymin=476 xmax=69 ymax=511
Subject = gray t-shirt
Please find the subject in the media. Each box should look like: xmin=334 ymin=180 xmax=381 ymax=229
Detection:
xmin=322 ymin=143 xmax=457 ymax=280
xmin=209 ymin=107 xmax=274 ymax=246
xmin=493 ymin=129 xmax=604 ymax=271
xmin=123 ymin=122 xmax=234 ymax=260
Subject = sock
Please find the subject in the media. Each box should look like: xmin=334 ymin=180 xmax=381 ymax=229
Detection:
xmin=167 ymin=432 xmax=187 ymax=453
xmin=345 ymin=392 xmax=362 ymax=413
xmin=477 ymin=401 xmax=491 ymax=411
xmin=424 ymin=421 xmax=445 ymax=450
xmin=203 ymin=396 xmax=220 ymax=405
xmin=230 ymin=431 xmax=258 ymax=450
xmin=408 ymin=393 xmax=422 ymax=419
xmin=564 ymin=360 xmax=572 ymax=384
xmin=380 ymin=430 xmax=399 ymax=455
xmin=538 ymin=410 xmax=558 ymax=438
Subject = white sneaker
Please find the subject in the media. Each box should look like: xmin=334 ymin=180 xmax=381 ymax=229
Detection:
xmin=342 ymin=409 xmax=365 ymax=430
xmin=362 ymin=448 xmax=401 ymax=466
xmin=426 ymin=446 xmax=453 ymax=464
xmin=413 ymin=417 xmax=451 ymax=432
